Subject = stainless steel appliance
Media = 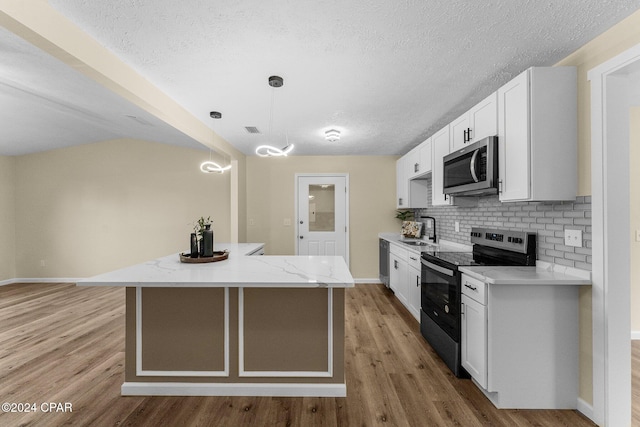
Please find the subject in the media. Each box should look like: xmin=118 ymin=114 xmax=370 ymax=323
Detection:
xmin=420 ymin=228 xmax=536 ymax=377
xmin=443 ymin=136 xmax=498 ymax=196
xmin=379 ymin=238 xmax=390 ymax=287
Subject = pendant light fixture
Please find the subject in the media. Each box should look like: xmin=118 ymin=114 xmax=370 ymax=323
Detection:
xmin=255 ymin=75 xmax=294 ymax=157
xmin=201 ymin=111 xmax=232 ymax=173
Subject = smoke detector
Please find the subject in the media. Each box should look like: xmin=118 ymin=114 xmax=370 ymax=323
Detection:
xmin=268 ymin=75 xmax=284 ymax=88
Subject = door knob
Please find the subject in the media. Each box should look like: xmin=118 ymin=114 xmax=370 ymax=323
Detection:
xmin=299 ymin=236 xmax=304 ymax=239
xmin=300 ymin=220 xmax=304 ymax=224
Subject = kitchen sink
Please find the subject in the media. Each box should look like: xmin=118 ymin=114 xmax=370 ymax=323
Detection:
xmin=401 ymin=241 xmax=435 ymax=247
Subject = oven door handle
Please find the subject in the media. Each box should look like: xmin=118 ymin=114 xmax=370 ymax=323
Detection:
xmin=421 ymin=259 xmax=455 ymax=277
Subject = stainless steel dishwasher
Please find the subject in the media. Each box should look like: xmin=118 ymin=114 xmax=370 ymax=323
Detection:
xmin=379 ymin=238 xmax=390 ymax=287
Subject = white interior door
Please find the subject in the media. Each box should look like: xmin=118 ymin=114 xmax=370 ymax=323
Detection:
xmin=296 ymin=175 xmax=348 ymax=265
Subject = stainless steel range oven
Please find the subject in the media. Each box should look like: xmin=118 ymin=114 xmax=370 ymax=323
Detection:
xmin=420 ymin=228 xmax=536 ymax=377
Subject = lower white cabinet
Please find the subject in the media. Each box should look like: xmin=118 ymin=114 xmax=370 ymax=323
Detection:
xmin=407 ymin=255 xmax=421 ymax=321
xmin=389 ymin=242 xmax=421 ymax=322
xmin=461 ymin=294 xmax=487 ymax=389
xmin=460 ymin=273 xmax=580 ymax=409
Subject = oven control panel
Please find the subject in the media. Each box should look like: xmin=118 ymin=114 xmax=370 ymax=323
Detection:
xmin=470 ymin=228 xmax=536 ymax=254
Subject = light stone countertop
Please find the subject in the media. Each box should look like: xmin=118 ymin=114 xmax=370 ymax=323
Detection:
xmin=378 ymin=232 xmax=473 ymax=253
xmin=459 ymin=261 xmax=591 ymax=285
xmin=77 ymin=242 xmax=354 ymax=288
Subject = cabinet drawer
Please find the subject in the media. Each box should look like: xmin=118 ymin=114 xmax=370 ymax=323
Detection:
xmin=389 ymin=243 xmax=408 ymax=260
xmin=461 ymin=274 xmax=486 ymax=304
xmin=406 ymin=252 xmax=421 ymax=270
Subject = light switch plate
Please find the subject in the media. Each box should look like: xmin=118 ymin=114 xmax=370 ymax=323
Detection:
xmin=283 ymin=218 xmax=291 ymax=226
xmin=565 ymin=229 xmax=583 ymax=248
xmin=455 ymin=221 xmax=460 ymax=232
xmin=636 ymin=230 xmax=640 ymax=242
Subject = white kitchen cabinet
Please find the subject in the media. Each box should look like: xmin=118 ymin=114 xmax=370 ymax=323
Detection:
xmin=451 ymin=93 xmax=498 ymax=152
xmin=389 ymin=246 xmax=409 ymax=307
xmin=497 ymin=67 xmax=577 ymax=202
xmin=396 ymin=156 xmax=409 ymax=208
xmin=389 ymin=243 xmax=421 ymax=321
xmin=460 ymin=273 xmax=579 ymax=409
xmin=407 ymin=137 xmax=432 ymax=179
xmin=431 ymin=126 xmax=452 ymax=206
xmin=461 ymin=275 xmax=488 ymax=389
xmin=407 ymin=254 xmax=422 ymax=321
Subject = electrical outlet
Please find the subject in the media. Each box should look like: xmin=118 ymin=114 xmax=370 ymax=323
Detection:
xmin=40 ymin=259 xmax=46 ymax=267
xmin=564 ymin=229 xmax=583 ymax=248
xmin=249 ymin=218 xmax=255 ymax=226
xmin=455 ymin=221 xmax=460 ymax=232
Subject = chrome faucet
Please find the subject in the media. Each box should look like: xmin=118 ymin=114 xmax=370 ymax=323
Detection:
xmin=421 ymin=216 xmax=437 ymax=243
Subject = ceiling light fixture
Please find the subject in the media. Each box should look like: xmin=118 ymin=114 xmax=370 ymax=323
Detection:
xmin=201 ymin=111 xmax=232 ymax=173
xmin=325 ymin=129 xmax=341 ymax=142
xmin=255 ymin=75 xmax=294 ymax=157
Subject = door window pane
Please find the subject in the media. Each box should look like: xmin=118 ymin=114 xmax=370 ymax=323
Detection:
xmin=309 ymin=184 xmax=335 ymax=231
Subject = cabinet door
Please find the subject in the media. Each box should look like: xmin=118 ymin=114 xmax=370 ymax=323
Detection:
xmin=419 ymin=138 xmax=432 ymax=174
xmin=389 ymin=253 xmax=400 ymax=293
xmin=407 ymin=265 xmax=421 ymax=321
xmin=469 ymin=92 xmax=498 ymax=142
xmin=461 ymin=294 xmax=488 ymax=389
xmin=498 ymin=70 xmax=530 ymax=202
xmin=396 ymin=157 xmax=409 ymax=208
xmin=431 ymin=126 xmax=452 ymax=206
xmin=396 ymin=260 xmax=409 ymax=308
xmin=450 ymin=113 xmax=469 ymax=152
xmin=406 ymin=146 xmax=421 ymax=179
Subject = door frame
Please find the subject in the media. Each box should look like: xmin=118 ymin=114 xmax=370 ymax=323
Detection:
xmin=588 ymin=41 xmax=640 ymax=426
xmin=294 ymin=173 xmax=350 ymax=266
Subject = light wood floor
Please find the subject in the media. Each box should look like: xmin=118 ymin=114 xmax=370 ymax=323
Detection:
xmin=0 ymin=283 xmax=596 ymax=426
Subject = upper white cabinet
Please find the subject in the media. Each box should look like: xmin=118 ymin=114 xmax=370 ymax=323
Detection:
xmin=451 ymin=93 xmax=498 ymax=152
xmin=431 ymin=126 xmax=452 ymax=206
xmin=396 ymin=137 xmax=431 ymax=209
xmin=497 ymin=67 xmax=577 ymax=202
xmin=407 ymin=138 xmax=432 ymax=179
xmin=396 ymin=156 xmax=409 ymax=208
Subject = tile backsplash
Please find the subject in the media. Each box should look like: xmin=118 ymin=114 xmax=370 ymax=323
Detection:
xmin=415 ymin=177 xmax=591 ymax=271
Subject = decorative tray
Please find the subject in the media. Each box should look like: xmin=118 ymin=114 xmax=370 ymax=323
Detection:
xmin=179 ymin=251 xmax=229 ymax=263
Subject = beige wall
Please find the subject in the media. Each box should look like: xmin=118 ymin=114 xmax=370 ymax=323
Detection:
xmin=0 ymin=155 xmax=16 ymax=281
xmin=631 ymin=107 xmax=640 ymax=332
xmin=14 ymin=139 xmax=230 ymax=278
xmin=555 ymin=8 xmax=640 ymax=405
xmin=246 ymin=156 xmax=399 ymax=279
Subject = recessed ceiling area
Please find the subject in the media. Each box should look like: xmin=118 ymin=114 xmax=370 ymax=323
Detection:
xmin=4 ymin=1 xmax=640 ymax=156
xmin=0 ymin=25 xmax=205 ymax=156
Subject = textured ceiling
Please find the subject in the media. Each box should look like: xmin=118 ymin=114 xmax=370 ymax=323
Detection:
xmin=4 ymin=1 xmax=640 ymax=156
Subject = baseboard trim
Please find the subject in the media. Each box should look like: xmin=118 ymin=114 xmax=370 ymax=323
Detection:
xmin=631 ymin=331 xmax=640 ymax=340
xmin=121 ymin=382 xmax=347 ymax=397
xmin=354 ymin=278 xmax=383 ymax=284
xmin=576 ymin=397 xmax=594 ymax=422
xmin=0 ymin=278 xmax=83 ymax=286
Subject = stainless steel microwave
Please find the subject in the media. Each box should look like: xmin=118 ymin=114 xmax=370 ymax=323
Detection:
xmin=443 ymin=136 xmax=498 ymax=196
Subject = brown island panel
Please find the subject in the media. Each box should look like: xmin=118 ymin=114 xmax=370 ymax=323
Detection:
xmin=125 ymin=286 xmax=345 ymax=385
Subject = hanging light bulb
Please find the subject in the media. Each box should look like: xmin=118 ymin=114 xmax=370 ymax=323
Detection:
xmin=201 ymin=111 xmax=232 ymax=173
xmin=255 ymin=75 xmax=295 ymax=157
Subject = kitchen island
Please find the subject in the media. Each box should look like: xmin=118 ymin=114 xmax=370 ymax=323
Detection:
xmin=77 ymin=243 xmax=354 ymax=397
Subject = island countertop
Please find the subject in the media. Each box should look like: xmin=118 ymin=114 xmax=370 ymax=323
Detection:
xmin=77 ymin=245 xmax=354 ymax=288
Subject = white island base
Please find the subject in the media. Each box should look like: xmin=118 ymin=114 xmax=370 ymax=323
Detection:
xmin=78 ymin=245 xmax=354 ymax=397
